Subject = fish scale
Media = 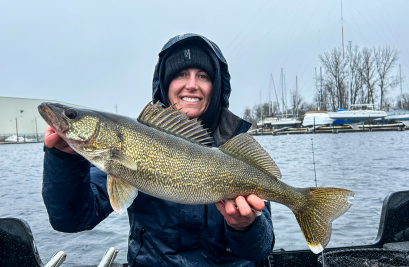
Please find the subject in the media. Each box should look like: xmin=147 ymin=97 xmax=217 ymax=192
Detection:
xmin=38 ymin=101 xmax=354 ymax=254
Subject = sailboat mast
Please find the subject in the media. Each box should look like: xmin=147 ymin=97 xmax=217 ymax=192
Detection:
xmin=400 ymin=64 xmax=403 ymax=109
xmin=341 ymin=0 xmax=345 ymax=59
xmin=284 ymin=74 xmax=288 ymax=118
xmin=272 ymin=73 xmax=280 ymax=114
xmin=281 ymin=68 xmax=284 ymax=116
xmin=320 ymin=67 xmax=323 ymax=111
xmin=296 ymin=76 xmax=298 ymax=116
xmin=349 ymin=41 xmax=352 ymax=110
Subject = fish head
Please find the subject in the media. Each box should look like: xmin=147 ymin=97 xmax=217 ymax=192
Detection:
xmin=38 ymin=102 xmax=102 ymax=149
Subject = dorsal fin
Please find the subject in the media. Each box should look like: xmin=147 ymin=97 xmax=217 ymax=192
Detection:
xmin=220 ymin=133 xmax=282 ymax=179
xmin=137 ymin=101 xmax=213 ymax=146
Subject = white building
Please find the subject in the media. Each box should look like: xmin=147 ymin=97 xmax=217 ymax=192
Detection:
xmin=0 ymin=96 xmax=89 ymax=138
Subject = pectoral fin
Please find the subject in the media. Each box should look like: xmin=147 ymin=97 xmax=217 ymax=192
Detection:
xmin=107 ymin=174 xmax=139 ymax=214
xmin=108 ymin=149 xmax=138 ymax=171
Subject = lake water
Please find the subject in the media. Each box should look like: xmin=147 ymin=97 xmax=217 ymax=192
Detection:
xmin=0 ymin=131 xmax=408 ymax=266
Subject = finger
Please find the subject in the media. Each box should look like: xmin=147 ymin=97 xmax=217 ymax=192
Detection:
xmin=224 ymin=200 xmax=241 ymax=219
xmin=44 ymin=125 xmax=55 ymax=136
xmin=246 ymin=195 xmax=265 ymax=211
xmin=44 ymin=131 xmax=62 ymax=148
xmin=235 ymin=196 xmax=253 ymax=217
xmin=215 ymin=201 xmax=227 ymax=216
xmin=215 ymin=201 xmax=237 ymax=221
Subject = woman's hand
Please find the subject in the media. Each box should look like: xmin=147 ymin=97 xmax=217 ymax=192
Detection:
xmin=215 ymin=194 xmax=265 ymax=232
xmin=44 ymin=125 xmax=77 ymax=154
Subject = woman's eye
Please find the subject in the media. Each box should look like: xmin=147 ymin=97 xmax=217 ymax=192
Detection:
xmin=199 ymin=74 xmax=208 ymax=79
xmin=178 ymin=72 xmax=186 ymax=77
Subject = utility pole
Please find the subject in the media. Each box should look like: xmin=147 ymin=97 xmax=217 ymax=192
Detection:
xmin=116 ymin=104 xmax=118 ymax=114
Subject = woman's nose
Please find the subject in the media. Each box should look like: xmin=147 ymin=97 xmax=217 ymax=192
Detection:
xmin=185 ymin=75 xmax=197 ymax=90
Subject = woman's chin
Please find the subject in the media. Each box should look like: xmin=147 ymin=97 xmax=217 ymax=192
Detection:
xmin=184 ymin=109 xmax=204 ymax=119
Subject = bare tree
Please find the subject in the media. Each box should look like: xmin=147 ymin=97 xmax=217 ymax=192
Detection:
xmin=319 ymin=48 xmax=349 ymax=110
xmin=290 ymin=89 xmax=303 ymax=115
xmin=298 ymin=101 xmax=317 ymax=115
xmin=396 ymin=93 xmax=409 ymax=110
xmin=347 ymin=44 xmax=364 ymax=105
xmin=357 ymin=48 xmax=377 ymax=104
xmin=314 ymin=69 xmax=329 ymax=111
xmin=373 ymin=46 xmax=399 ymax=109
xmin=242 ymin=107 xmax=256 ymax=128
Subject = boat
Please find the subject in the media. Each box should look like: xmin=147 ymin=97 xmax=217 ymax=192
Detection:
xmin=327 ymin=104 xmax=387 ymax=123
xmin=302 ymin=111 xmax=334 ymax=127
xmin=2 ymin=189 xmax=409 ymax=267
xmin=383 ymin=109 xmax=409 ymax=122
xmin=257 ymin=116 xmax=302 ymax=129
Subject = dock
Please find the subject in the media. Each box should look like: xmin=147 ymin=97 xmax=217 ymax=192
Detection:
xmin=249 ymin=122 xmax=408 ymax=136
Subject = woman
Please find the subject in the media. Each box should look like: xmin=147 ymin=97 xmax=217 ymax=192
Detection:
xmin=43 ymin=33 xmax=275 ymax=266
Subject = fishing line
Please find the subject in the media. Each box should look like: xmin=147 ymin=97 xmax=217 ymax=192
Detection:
xmin=311 ymin=137 xmax=325 ymax=266
xmin=311 ymin=138 xmax=317 ymax=188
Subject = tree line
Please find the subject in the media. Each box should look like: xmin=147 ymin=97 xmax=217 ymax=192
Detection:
xmin=243 ymin=44 xmax=405 ymax=128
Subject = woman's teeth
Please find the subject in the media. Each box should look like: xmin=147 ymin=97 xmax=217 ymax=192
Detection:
xmin=182 ymin=97 xmax=200 ymax=102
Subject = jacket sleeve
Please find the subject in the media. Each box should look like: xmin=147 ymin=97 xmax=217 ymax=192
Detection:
xmin=224 ymin=201 xmax=274 ymax=261
xmin=42 ymin=147 xmax=113 ymax=233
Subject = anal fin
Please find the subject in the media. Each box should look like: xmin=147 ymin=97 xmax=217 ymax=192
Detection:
xmin=107 ymin=174 xmax=139 ymax=214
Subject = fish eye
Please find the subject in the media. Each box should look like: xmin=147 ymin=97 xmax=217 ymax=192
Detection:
xmin=65 ymin=109 xmax=78 ymax=119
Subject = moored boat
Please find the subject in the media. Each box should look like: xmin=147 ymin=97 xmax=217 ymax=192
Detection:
xmin=328 ymin=104 xmax=387 ymax=123
xmin=302 ymin=111 xmax=334 ymax=127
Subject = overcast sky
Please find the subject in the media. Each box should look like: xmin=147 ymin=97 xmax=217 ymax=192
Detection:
xmin=1 ymin=0 xmax=408 ymax=118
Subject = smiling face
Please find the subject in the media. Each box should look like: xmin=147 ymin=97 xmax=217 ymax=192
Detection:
xmin=167 ymin=68 xmax=213 ymax=119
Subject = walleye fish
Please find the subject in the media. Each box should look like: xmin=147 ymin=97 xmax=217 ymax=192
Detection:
xmin=38 ymin=101 xmax=354 ymax=254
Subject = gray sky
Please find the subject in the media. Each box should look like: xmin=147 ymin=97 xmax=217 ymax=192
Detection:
xmin=1 ymin=0 xmax=408 ymax=118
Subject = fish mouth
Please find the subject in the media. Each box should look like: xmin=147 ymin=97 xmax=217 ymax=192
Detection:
xmin=38 ymin=102 xmax=69 ymax=133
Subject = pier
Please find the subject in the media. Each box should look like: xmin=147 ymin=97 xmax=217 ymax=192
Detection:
xmin=249 ymin=122 xmax=408 ymax=136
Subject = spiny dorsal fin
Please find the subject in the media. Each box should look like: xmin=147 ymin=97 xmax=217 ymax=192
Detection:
xmin=137 ymin=101 xmax=213 ymax=146
xmin=220 ymin=133 xmax=282 ymax=179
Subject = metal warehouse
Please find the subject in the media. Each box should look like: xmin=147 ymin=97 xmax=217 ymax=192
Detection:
xmin=0 ymin=96 xmax=89 ymax=142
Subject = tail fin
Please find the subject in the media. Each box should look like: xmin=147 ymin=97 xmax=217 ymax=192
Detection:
xmin=293 ymin=187 xmax=354 ymax=254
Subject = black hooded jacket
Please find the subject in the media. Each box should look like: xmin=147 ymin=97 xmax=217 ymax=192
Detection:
xmin=42 ymin=33 xmax=275 ymax=267
xmin=153 ymin=33 xmax=252 ymax=146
